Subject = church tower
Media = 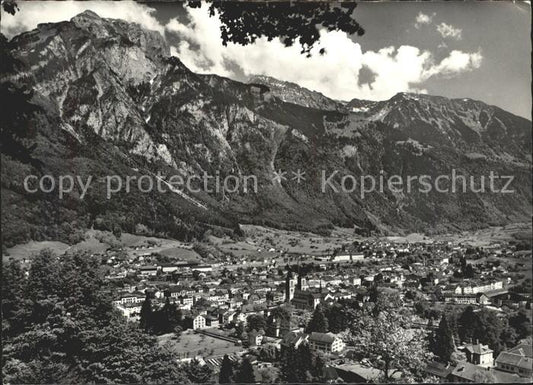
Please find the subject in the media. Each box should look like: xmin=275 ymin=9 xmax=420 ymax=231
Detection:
xmin=285 ymin=271 xmax=298 ymax=302
xmin=297 ymin=274 xmax=309 ymax=291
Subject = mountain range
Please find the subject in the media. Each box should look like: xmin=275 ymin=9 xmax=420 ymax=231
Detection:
xmin=1 ymin=10 xmax=531 ymax=247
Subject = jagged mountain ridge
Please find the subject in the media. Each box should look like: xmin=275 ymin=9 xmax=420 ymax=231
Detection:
xmin=248 ymin=74 xmax=348 ymax=111
xmin=249 ymin=77 xmax=531 ymax=162
xmin=1 ymin=11 xmax=531 ymax=246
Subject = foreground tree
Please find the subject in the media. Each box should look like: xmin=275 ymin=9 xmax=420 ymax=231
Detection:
xmin=189 ymin=1 xmax=364 ymax=56
xmin=306 ymin=305 xmax=329 ymax=333
xmin=258 ymin=344 xmax=278 ymax=362
xmin=473 ymin=308 xmax=514 ymax=354
xmin=182 ymin=359 xmax=213 ymax=383
xmin=139 ymin=293 xmax=153 ymax=332
xmin=1 ymin=260 xmax=30 ymax=339
xmin=149 ymin=296 xmax=183 ymax=335
xmin=368 ymin=285 xmax=403 ymax=316
xmin=234 ymin=357 xmax=255 ymax=384
xmin=432 ymin=314 xmax=455 ymax=362
xmin=509 ymin=310 xmax=532 ymax=341
xmin=4 ymin=1 xmax=364 ymax=57
xmin=458 ymin=305 xmax=477 ymax=342
xmin=323 ymin=299 xmax=360 ymax=333
xmin=257 ymin=367 xmax=277 ymax=383
xmin=1 ymin=251 xmax=188 ymax=384
xmin=246 ymin=314 xmax=266 ymax=332
xmin=346 ymin=310 xmax=431 ymax=382
xmin=455 ymin=306 xmax=516 ymax=354
xmin=218 ymin=354 xmax=234 ymax=384
xmin=280 ymin=344 xmax=326 ymax=383
xmin=79 ymin=319 xmax=189 ymax=383
xmin=266 ymin=305 xmax=292 ymax=335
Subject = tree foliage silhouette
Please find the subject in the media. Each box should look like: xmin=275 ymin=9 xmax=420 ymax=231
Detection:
xmin=218 ymin=354 xmax=234 ymax=384
xmin=189 ymin=1 xmax=364 ymax=56
xmin=306 ymin=305 xmax=329 ymax=333
xmin=432 ymin=314 xmax=455 ymax=362
xmin=1 ymin=251 xmax=188 ymax=384
xmin=346 ymin=309 xmax=430 ymax=382
xmin=234 ymin=357 xmax=255 ymax=384
xmin=182 ymin=358 xmax=214 ymax=383
xmin=4 ymin=1 xmax=364 ymax=57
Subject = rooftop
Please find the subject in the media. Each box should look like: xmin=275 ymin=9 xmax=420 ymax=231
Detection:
xmin=309 ymin=332 xmax=338 ymax=344
xmin=496 ymin=351 xmax=533 ymax=370
xmin=465 ymin=343 xmax=493 ymax=355
xmin=509 ymin=342 xmax=533 ymax=359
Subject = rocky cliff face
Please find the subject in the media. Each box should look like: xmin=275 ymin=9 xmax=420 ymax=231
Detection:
xmin=1 ymin=11 xmax=531 ymax=245
xmin=248 ymin=74 xmax=347 ymax=111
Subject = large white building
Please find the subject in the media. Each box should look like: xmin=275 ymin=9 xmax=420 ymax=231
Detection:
xmin=308 ymin=332 xmax=345 ymax=354
xmin=185 ymin=314 xmax=206 ymax=330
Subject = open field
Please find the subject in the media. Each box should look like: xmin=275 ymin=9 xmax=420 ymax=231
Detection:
xmin=235 ymin=225 xmax=361 ymax=255
xmin=242 ymin=222 xmax=531 ymax=251
xmin=3 ymin=240 xmax=70 ymax=261
xmin=4 ymin=222 xmax=530 ymax=263
xmin=3 ymin=230 xmax=201 ymax=262
xmin=158 ymin=330 xmax=244 ymax=359
xmin=381 ymin=233 xmax=434 ymax=244
xmin=219 ymin=222 xmax=531 ymax=259
xmin=431 ymin=222 xmax=532 ymax=247
xmin=158 ymin=247 xmax=202 ymax=262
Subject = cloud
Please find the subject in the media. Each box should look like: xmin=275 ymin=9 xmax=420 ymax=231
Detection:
xmin=2 ymin=3 xmax=482 ymax=102
xmin=426 ymin=50 xmax=482 ymax=77
xmin=1 ymin=0 xmax=164 ymax=38
xmin=167 ymin=7 xmax=483 ymax=101
xmin=415 ymin=12 xmax=436 ymax=29
xmin=436 ymin=22 xmax=463 ymax=40
xmin=413 ymin=13 xmax=463 ymax=42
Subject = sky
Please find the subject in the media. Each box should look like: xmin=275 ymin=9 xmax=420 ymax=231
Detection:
xmin=1 ymin=1 xmax=531 ymax=119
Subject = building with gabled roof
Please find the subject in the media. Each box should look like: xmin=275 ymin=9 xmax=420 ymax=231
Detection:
xmin=462 ymin=342 xmax=494 ymax=367
xmin=495 ymin=342 xmax=533 ymax=377
xmin=280 ymin=330 xmax=308 ymax=350
xmin=449 ymin=362 xmax=530 ymax=383
xmin=308 ymin=332 xmax=345 ymax=354
xmin=424 ymin=361 xmax=454 ymax=380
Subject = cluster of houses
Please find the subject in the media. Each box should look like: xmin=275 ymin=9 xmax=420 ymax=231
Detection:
xmin=111 ymin=268 xmax=364 ymax=325
xmin=281 ymin=330 xmax=346 ymax=354
xmin=425 ymin=340 xmax=532 ymax=383
xmin=442 ymin=280 xmax=507 ymax=305
xmin=103 ymin=237 xmax=531 ymax=382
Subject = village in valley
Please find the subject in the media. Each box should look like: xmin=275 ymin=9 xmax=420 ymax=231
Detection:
xmin=47 ymin=223 xmax=531 ymax=383
xmin=1 ymin=1 xmax=532 ymax=384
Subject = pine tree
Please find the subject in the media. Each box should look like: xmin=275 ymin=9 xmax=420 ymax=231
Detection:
xmin=458 ymin=306 xmax=477 ymax=343
xmin=139 ymin=294 xmax=153 ymax=332
xmin=235 ymin=357 xmax=255 ymax=383
xmin=295 ymin=344 xmax=314 ymax=381
xmin=160 ymin=297 xmax=181 ymax=333
xmin=474 ymin=309 xmax=505 ymax=354
xmin=434 ymin=315 xmax=455 ymax=362
xmin=235 ymin=322 xmax=245 ymax=339
xmin=2 ymin=259 xmax=29 ymax=338
xmin=246 ymin=314 xmax=266 ymax=332
xmin=280 ymin=346 xmax=298 ymax=383
xmin=183 ymin=358 xmax=214 ymax=383
xmin=306 ymin=305 xmax=329 ymax=333
xmin=509 ymin=310 xmax=530 ymax=340
xmin=1 ymin=251 xmax=189 ymax=384
xmin=218 ymin=354 xmax=234 ymax=384
xmin=313 ymin=353 xmax=327 ymax=382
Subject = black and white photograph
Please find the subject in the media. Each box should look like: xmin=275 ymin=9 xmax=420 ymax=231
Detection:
xmin=1 ymin=1 xmax=532 ymax=384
